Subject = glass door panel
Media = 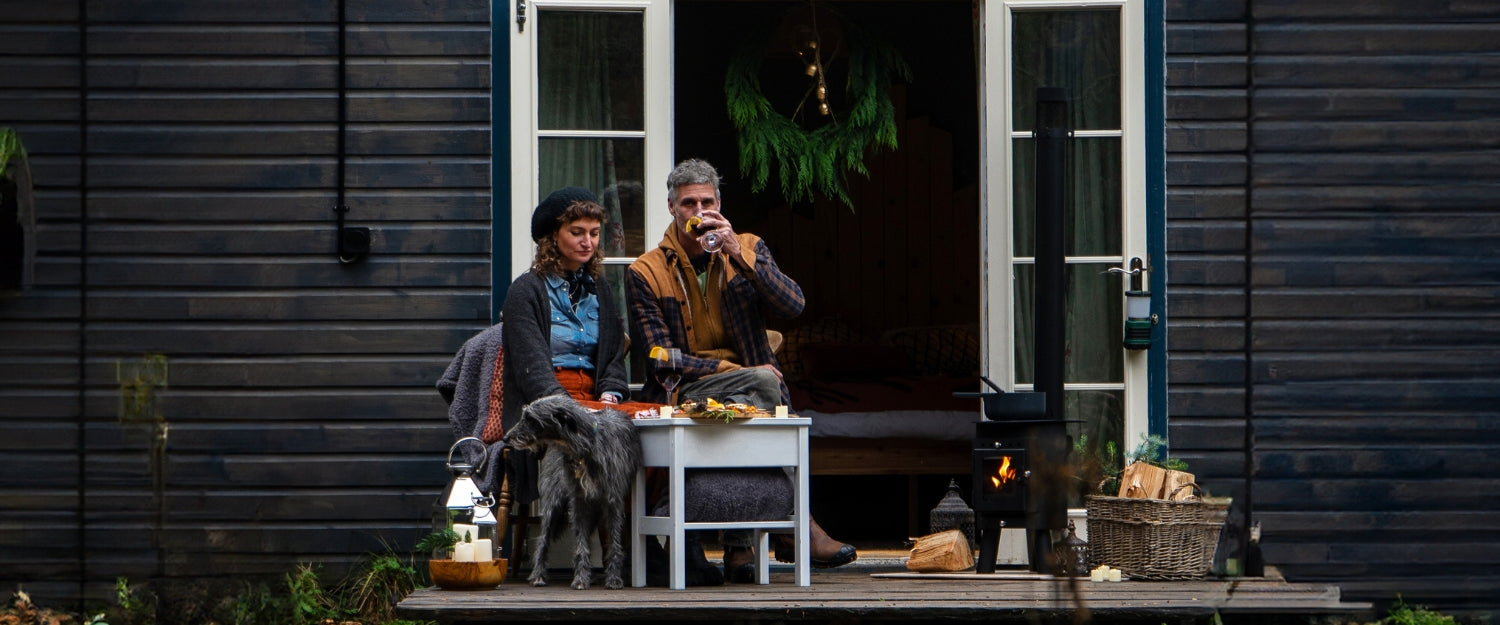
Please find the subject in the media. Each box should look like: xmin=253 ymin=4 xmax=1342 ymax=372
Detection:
xmin=538 ymin=137 xmax=646 ymax=257
xmin=1012 ymin=263 xmax=1124 ymax=387
xmin=1012 ymin=137 xmax=1123 ymax=258
xmin=1011 ymin=10 xmax=1121 ymax=131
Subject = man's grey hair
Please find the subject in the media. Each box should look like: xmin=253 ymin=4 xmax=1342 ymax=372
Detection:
xmin=666 ymin=158 xmax=720 ymax=202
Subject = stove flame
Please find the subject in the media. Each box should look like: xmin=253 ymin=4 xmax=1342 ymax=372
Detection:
xmin=989 ymin=455 xmax=1018 ymax=489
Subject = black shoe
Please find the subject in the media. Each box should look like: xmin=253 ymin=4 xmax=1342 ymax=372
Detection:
xmin=723 ymin=547 xmax=757 ymax=583
xmin=772 ymin=535 xmax=859 ymax=569
xmin=811 ymin=544 xmax=858 ymax=569
xmin=646 ymin=533 xmax=724 ymax=587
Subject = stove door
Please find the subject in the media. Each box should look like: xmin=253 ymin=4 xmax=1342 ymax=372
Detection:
xmin=971 ymin=446 xmax=1028 ymax=513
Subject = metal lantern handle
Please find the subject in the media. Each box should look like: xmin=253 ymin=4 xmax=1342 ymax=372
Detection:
xmin=447 ymin=436 xmax=487 ymax=474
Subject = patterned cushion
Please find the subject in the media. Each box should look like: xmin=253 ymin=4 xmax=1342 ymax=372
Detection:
xmin=778 ymin=317 xmax=868 ymax=383
xmin=879 ymin=325 xmax=982 ymax=378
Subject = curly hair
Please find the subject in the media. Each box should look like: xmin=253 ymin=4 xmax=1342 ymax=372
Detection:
xmin=533 ymin=200 xmax=608 ymax=279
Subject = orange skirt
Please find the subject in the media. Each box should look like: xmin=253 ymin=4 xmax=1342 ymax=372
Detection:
xmin=554 ymin=368 xmax=663 ymax=417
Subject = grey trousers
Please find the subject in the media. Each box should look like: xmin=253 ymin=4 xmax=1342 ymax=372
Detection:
xmin=678 ymin=366 xmax=782 ymax=411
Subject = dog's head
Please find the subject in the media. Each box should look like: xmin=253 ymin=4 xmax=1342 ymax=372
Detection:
xmin=504 ymin=394 xmax=589 ymax=454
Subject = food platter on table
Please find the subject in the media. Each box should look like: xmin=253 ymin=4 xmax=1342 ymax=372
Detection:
xmin=675 ymin=398 xmax=768 ymax=421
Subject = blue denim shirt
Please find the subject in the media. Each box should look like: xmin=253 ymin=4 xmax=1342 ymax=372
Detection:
xmin=545 ymin=273 xmax=600 ymax=371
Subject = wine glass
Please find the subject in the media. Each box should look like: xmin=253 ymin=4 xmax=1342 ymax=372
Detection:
xmin=654 ymin=347 xmax=683 ymax=399
xmin=687 ymin=213 xmax=724 ymax=253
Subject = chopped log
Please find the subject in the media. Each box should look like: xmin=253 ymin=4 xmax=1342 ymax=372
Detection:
xmin=906 ymin=529 xmax=974 ymax=572
xmin=1164 ymin=469 xmax=1198 ymax=501
xmin=1117 ymin=461 xmax=1169 ymax=498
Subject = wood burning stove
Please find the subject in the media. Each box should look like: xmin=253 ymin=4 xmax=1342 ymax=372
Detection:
xmin=959 ymin=385 xmax=1071 ymax=573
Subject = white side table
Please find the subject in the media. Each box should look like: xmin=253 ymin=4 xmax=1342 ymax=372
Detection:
xmin=631 ymin=416 xmax=811 ymax=589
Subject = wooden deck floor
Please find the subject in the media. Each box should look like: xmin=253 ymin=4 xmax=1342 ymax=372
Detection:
xmin=396 ymin=558 xmax=1372 ymax=624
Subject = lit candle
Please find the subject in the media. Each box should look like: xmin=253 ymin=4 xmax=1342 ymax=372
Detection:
xmin=774 ymin=405 xmax=788 ymax=418
xmin=474 ymin=538 xmax=493 ymax=562
xmin=1090 ymin=567 xmax=1105 ymax=582
xmin=452 ymin=524 xmax=477 ymax=543
xmin=453 ymin=541 xmax=475 ymax=562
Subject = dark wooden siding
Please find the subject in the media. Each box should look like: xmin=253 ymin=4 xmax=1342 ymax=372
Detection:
xmin=1162 ymin=0 xmax=1251 ymax=512
xmin=0 ymin=0 xmax=491 ymax=606
xmin=1168 ymin=0 xmax=1500 ymax=615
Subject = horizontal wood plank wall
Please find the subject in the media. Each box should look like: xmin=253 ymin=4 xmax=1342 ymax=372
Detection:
xmin=1170 ymin=0 xmax=1500 ymax=617
xmin=0 ymin=1 xmax=88 ymax=606
xmin=1245 ymin=1 xmax=1500 ymax=615
xmin=0 ymin=0 xmax=492 ymax=606
xmin=1162 ymin=0 xmax=1251 ymax=525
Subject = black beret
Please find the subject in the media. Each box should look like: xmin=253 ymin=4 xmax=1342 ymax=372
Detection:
xmin=530 ymin=186 xmax=598 ymax=242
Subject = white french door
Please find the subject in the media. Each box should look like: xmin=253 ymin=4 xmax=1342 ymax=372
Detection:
xmin=980 ymin=0 xmax=1149 ymax=462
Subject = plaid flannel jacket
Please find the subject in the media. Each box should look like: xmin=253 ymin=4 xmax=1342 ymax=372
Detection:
xmin=626 ymin=229 xmax=804 ymax=404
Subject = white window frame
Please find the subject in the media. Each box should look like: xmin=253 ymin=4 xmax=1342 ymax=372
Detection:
xmin=507 ymin=0 xmax=675 ymax=280
xmin=979 ymin=0 xmax=1149 ymax=447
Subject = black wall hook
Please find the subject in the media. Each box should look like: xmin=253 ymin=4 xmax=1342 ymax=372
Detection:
xmin=334 ymin=204 xmax=369 ymax=264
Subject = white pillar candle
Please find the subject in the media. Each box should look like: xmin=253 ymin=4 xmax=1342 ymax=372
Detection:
xmin=474 ymin=538 xmax=493 ymax=562
xmin=451 ymin=524 xmax=477 ymax=543
xmin=1108 ymin=568 xmax=1122 ymax=582
xmin=453 ymin=541 xmax=475 ymax=562
xmin=659 ymin=405 xmax=673 ymax=418
xmin=774 ymin=405 xmax=789 ymax=418
xmin=1090 ymin=568 xmax=1105 ymax=582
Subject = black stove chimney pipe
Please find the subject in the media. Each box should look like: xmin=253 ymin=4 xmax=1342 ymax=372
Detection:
xmin=1033 ymin=86 xmax=1068 ymax=430
xmin=1027 ymin=86 xmax=1071 ymax=573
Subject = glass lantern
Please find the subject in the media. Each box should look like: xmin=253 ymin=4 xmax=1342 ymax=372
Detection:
xmin=1053 ymin=519 xmax=1090 ymax=577
xmin=432 ymin=437 xmax=498 ymax=562
xmin=929 ymin=478 xmax=976 ymax=551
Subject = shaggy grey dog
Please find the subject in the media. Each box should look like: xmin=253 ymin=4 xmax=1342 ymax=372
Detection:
xmin=503 ymin=394 xmax=642 ymax=589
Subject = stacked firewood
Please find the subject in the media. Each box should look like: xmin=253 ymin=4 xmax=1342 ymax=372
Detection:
xmin=1117 ymin=461 xmax=1196 ymax=501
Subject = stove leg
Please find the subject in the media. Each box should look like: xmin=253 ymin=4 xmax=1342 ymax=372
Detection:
xmin=1026 ymin=527 xmax=1053 ymax=574
xmin=975 ymin=516 xmax=1001 ymax=574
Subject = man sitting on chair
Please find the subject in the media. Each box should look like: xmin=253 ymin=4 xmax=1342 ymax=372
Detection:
xmin=627 ymin=158 xmax=858 ymax=583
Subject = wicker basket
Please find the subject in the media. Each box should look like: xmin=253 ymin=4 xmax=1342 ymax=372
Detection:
xmin=1085 ymin=490 xmax=1229 ymax=580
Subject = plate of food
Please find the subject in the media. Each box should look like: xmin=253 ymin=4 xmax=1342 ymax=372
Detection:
xmin=677 ymin=398 xmax=769 ymax=422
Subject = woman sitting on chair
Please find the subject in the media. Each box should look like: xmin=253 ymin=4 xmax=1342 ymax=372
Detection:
xmin=501 ymin=186 xmax=657 ymax=422
xmin=500 ymin=188 xmax=724 ymax=586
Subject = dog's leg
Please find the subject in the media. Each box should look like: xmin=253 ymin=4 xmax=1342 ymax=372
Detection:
xmin=528 ymin=502 xmax=560 ymax=587
xmin=602 ymin=496 xmax=628 ymax=589
xmin=568 ymin=499 xmax=598 ymax=590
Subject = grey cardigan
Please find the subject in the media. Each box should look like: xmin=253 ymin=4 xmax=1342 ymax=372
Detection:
xmin=436 ymin=268 xmax=629 ymax=504
xmin=499 ymin=268 xmax=630 ymax=434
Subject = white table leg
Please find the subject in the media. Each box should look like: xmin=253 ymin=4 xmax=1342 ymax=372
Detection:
xmin=796 ymin=425 xmax=810 ymax=586
xmin=631 ymin=468 xmax=647 ymax=587
xmin=669 ymin=425 xmax=686 ymax=590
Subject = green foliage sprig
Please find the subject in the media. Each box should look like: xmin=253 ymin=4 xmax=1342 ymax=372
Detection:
xmin=725 ymin=17 xmax=911 ymax=210
xmin=0 ymin=128 xmax=25 ymax=179
xmin=414 ymin=528 xmax=461 ymax=555
xmin=1127 ymin=433 xmax=1189 ymax=472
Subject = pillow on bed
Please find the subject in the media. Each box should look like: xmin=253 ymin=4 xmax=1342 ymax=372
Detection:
xmin=880 ymin=325 xmax=982 ymax=377
xmin=800 ymin=341 xmax=915 ymax=380
xmin=779 ymin=317 xmax=868 ymax=382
